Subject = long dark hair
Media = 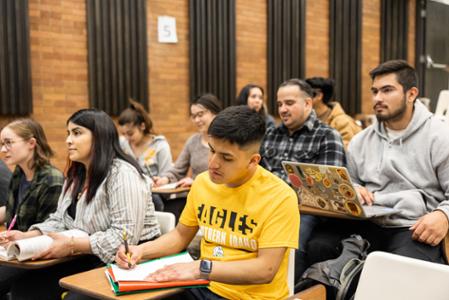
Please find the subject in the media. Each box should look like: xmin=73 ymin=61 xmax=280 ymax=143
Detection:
xmin=64 ymin=109 xmax=144 ymax=203
xmin=235 ymin=84 xmax=267 ymax=116
xmin=117 ymin=98 xmax=155 ymax=135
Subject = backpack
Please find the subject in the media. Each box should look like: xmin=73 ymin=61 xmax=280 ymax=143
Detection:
xmin=296 ymin=234 xmax=370 ymax=300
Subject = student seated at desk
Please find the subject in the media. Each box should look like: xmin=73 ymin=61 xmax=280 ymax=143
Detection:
xmin=116 ymin=106 xmax=299 ymax=300
xmin=118 ymin=99 xmax=173 ymax=211
xmin=0 ymin=119 xmax=63 ymax=230
xmin=154 ymin=93 xmax=222 ymax=188
xmin=235 ymin=83 xmax=276 ymax=129
xmin=0 ymin=119 xmax=63 ymax=300
xmin=305 ymin=60 xmax=449 ymax=280
xmin=1 ymin=109 xmax=160 ymax=300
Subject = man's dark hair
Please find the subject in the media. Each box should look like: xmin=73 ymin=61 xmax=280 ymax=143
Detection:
xmin=278 ymin=78 xmax=314 ymax=98
xmin=306 ymin=77 xmax=335 ymax=104
xmin=369 ymin=60 xmax=418 ymax=92
xmin=208 ymin=106 xmax=266 ymax=147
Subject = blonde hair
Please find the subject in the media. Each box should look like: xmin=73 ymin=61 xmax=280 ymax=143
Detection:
xmin=5 ymin=119 xmax=54 ymax=169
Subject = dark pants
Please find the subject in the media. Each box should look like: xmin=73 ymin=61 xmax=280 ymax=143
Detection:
xmin=166 ymin=288 xmax=226 ymax=300
xmin=295 ymin=215 xmax=322 ymax=282
xmin=3 ymin=255 xmax=103 ymax=300
xmin=306 ymin=218 xmax=445 ymax=270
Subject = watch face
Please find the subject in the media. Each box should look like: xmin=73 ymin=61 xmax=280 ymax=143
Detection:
xmin=200 ymin=259 xmax=212 ymax=273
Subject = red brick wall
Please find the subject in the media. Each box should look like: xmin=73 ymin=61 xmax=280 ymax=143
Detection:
xmin=0 ymin=0 xmax=418 ymax=169
xmin=305 ymin=0 xmax=329 ymax=78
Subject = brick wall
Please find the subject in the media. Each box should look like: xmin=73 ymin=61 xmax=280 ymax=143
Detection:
xmin=361 ymin=0 xmax=381 ymax=114
xmin=0 ymin=0 xmax=419 ymax=170
xmin=305 ymin=0 xmax=329 ymax=78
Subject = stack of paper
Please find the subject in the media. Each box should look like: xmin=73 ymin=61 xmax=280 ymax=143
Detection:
xmin=105 ymin=252 xmax=209 ymax=295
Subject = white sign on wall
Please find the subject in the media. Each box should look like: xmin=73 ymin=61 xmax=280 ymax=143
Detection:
xmin=158 ymin=16 xmax=178 ymax=43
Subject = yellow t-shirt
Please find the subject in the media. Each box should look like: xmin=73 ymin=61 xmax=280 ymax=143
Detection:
xmin=179 ymin=166 xmax=300 ymax=300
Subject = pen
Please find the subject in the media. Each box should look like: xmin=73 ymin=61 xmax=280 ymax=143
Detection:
xmin=7 ymin=214 xmax=17 ymax=233
xmin=122 ymin=226 xmax=132 ymax=268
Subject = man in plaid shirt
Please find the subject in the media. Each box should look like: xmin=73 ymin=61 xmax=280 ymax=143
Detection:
xmin=260 ymin=78 xmax=346 ymax=282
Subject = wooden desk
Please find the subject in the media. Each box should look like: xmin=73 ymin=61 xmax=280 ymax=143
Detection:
xmin=60 ymin=267 xmax=181 ymax=300
xmin=0 ymin=255 xmax=75 ymax=269
xmin=153 ymin=187 xmax=190 ymax=200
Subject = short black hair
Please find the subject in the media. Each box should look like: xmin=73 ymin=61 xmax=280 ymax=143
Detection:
xmin=208 ymin=106 xmax=266 ymax=147
xmin=369 ymin=60 xmax=418 ymax=92
xmin=278 ymin=78 xmax=314 ymax=98
xmin=306 ymin=77 xmax=335 ymax=104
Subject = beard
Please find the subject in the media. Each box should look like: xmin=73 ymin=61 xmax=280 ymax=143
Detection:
xmin=375 ymin=96 xmax=407 ymax=122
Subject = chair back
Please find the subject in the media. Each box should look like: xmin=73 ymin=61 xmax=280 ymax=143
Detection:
xmin=287 ymin=248 xmax=295 ymax=296
xmin=154 ymin=211 xmax=176 ymax=234
xmin=434 ymin=90 xmax=449 ymax=121
xmin=354 ymin=251 xmax=449 ymax=300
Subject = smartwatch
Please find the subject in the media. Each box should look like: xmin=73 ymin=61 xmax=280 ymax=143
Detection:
xmin=199 ymin=259 xmax=213 ymax=280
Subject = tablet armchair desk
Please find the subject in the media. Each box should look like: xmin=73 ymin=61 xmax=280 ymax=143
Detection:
xmin=300 ymin=205 xmax=449 ymax=264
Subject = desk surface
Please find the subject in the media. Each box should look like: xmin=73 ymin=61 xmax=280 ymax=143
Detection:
xmin=152 ymin=186 xmax=190 ymax=194
xmin=0 ymin=256 xmax=74 ymax=269
xmin=60 ymin=267 xmax=181 ymax=300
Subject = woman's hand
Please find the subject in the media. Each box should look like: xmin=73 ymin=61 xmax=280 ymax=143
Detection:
xmin=2 ymin=230 xmax=27 ymax=242
xmin=177 ymin=177 xmax=193 ymax=188
xmin=154 ymin=177 xmax=170 ymax=187
xmin=32 ymin=232 xmax=71 ymax=260
xmin=115 ymin=244 xmax=143 ymax=269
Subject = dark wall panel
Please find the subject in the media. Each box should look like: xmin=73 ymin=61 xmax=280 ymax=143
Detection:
xmin=0 ymin=0 xmax=32 ymax=115
xmin=329 ymin=0 xmax=362 ymax=115
xmin=87 ymin=0 xmax=148 ymax=115
xmin=189 ymin=0 xmax=236 ymax=107
xmin=381 ymin=0 xmax=408 ymax=62
xmin=267 ymin=0 xmax=306 ymax=114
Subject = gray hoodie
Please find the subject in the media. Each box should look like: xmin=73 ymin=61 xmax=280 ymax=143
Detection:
xmin=348 ymin=100 xmax=449 ymax=227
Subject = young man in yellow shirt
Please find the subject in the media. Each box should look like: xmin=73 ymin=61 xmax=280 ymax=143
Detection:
xmin=116 ymin=106 xmax=300 ymax=299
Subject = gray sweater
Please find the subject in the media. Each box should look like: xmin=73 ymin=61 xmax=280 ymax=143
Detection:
xmin=348 ymin=100 xmax=449 ymax=227
xmin=162 ymin=133 xmax=209 ymax=182
xmin=120 ymin=135 xmax=172 ymax=177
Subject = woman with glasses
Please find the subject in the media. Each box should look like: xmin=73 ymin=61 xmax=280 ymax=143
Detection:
xmin=1 ymin=109 xmax=160 ymax=300
xmin=0 ymin=119 xmax=63 ymax=232
xmin=154 ymin=93 xmax=222 ymax=188
xmin=0 ymin=119 xmax=63 ymax=300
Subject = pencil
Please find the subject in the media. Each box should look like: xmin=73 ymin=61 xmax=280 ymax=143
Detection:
xmin=122 ymin=226 xmax=132 ymax=268
xmin=7 ymin=214 xmax=18 ymax=233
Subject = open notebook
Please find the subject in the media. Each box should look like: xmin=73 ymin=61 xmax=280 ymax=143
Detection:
xmin=281 ymin=161 xmax=399 ymax=218
xmin=105 ymin=251 xmax=209 ymax=295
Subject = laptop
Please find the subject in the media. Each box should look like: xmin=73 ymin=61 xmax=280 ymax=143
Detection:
xmin=281 ymin=161 xmax=399 ymax=218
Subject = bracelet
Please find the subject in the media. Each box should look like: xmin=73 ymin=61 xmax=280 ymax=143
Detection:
xmin=70 ymin=236 xmax=75 ymax=256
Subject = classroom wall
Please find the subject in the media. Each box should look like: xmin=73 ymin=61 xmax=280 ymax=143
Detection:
xmin=0 ymin=0 xmax=416 ymax=170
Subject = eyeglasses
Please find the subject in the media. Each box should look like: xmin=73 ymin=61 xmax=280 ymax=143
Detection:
xmin=0 ymin=139 xmax=24 ymax=150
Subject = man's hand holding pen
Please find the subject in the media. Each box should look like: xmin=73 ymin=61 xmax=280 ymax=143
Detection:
xmin=115 ymin=244 xmax=143 ymax=269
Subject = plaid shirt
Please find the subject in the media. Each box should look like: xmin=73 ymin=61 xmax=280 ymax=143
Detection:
xmin=260 ymin=110 xmax=346 ymax=182
xmin=5 ymin=164 xmax=63 ymax=231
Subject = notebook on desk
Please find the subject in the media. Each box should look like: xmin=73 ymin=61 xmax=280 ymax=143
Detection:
xmin=281 ymin=161 xmax=399 ymax=218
